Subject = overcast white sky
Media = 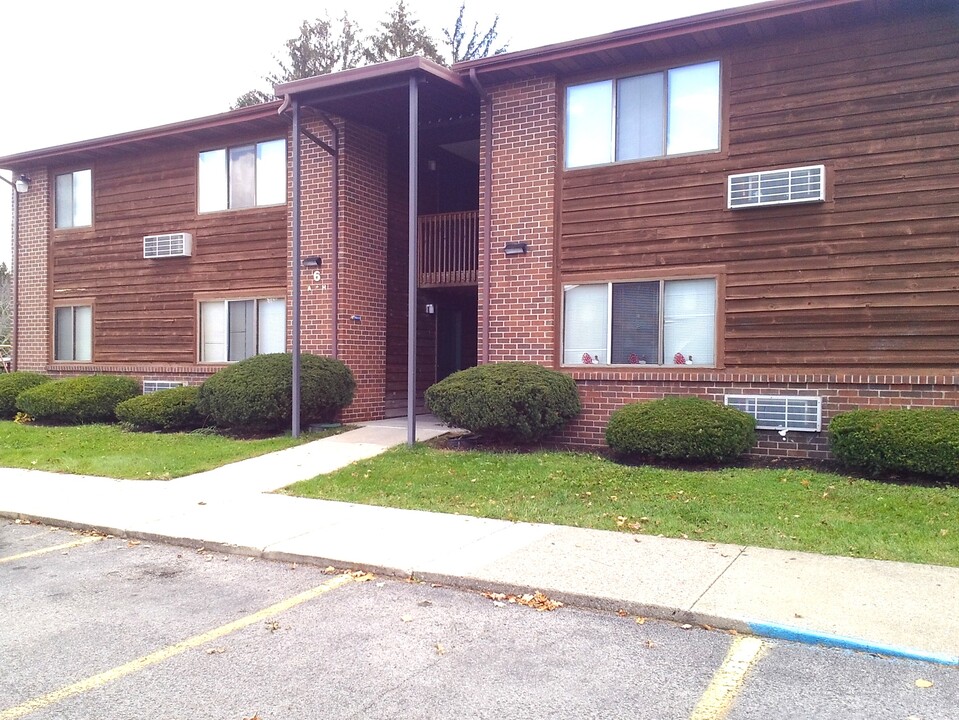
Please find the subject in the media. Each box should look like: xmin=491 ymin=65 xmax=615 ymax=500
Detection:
xmin=0 ymin=0 xmax=759 ymax=267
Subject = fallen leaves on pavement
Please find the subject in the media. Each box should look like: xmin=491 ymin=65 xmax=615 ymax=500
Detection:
xmin=323 ymin=567 xmax=374 ymax=582
xmin=915 ymin=679 xmax=934 ymax=688
xmin=483 ymin=591 xmax=563 ymax=612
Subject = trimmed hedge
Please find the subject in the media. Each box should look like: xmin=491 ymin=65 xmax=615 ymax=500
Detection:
xmin=115 ymin=386 xmax=203 ymax=432
xmin=606 ymin=396 xmax=756 ymax=462
xmin=196 ymin=353 xmax=355 ymax=431
xmin=424 ymin=362 xmax=581 ymax=443
xmin=16 ymin=375 xmax=140 ymax=424
xmin=0 ymin=372 xmax=50 ymax=419
xmin=830 ymin=408 xmax=959 ymax=480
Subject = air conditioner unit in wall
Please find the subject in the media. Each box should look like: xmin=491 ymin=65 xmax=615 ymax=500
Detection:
xmin=728 ymin=165 xmax=825 ymax=209
xmin=143 ymin=232 xmax=193 ymax=258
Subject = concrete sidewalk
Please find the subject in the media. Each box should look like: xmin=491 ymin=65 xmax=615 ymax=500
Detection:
xmin=1 ymin=416 xmax=957 ymax=666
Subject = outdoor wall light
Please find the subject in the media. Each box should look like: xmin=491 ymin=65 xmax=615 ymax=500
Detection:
xmin=301 ymin=256 xmax=322 ymax=268
xmin=0 ymin=174 xmax=30 ymax=193
xmin=503 ymin=241 xmax=528 ymax=256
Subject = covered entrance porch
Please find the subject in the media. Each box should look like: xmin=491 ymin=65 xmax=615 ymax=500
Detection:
xmin=276 ymin=58 xmax=481 ymax=436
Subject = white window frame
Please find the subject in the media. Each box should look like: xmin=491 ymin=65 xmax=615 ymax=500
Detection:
xmin=197 ymin=138 xmax=286 ymax=213
xmin=565 ymin=60 xmax=721 ymax=169
xmin=54 ymin=169 xmax=93 ymax=229
xmin=562 ymin=277 xmax=718 ymax=367
xmin=198 ymin=297 xmax=286 ymax=363
xmin=53 ymin=304 xmax=93 ymax=362
xmin=725 ymin=395 xmax=822 ymax=432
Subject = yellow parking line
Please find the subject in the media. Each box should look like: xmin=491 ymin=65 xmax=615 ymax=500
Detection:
xmin=0 ymin=536 xmax=101 ymax=564
xmin=0 ymin=572 xmax=359 ymax=720
xmin=689 ymin=635 xmax=766 ymax=720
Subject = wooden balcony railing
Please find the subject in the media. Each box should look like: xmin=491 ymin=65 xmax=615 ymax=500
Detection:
xmin=417 ymin=210 xmax=478 ymax=288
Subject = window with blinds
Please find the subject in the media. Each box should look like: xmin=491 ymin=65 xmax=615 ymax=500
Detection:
xmin=563 ymin=278 xmax=716 ymax=366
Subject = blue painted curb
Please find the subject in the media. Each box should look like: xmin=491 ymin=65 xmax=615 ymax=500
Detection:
xmin=748 ymin=621 xmax=959 ymax=667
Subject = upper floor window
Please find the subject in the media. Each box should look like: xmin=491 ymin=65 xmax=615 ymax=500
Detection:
xmin=197 ymin=138 xmax=286 ymax=213
xmin=565 ymin=61 xmax=721 ymax=169
xmin=563 ymin=277 xmax=717 ymax=366
xmin=55 ymin=169 xmax=92 ymax=228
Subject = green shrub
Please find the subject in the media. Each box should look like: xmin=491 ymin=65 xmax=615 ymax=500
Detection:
xmin=605 ymin=396 xmax=756 ymax=462
xmin=115 ymin=386 xmax=203 ymax=432
xmin=196 ymin=353 xmax=355 ymax=431
xmin=425 ymin=362 xmax=581 ymax=443
xmin=0 ymin=372 xmax=50 ymax=419
xmin=16 ymin=375 xmax=140 ymax=424
xmin=830 ymin=408 xmax=959 ymax=480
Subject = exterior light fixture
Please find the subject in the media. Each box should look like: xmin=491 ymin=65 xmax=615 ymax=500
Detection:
xmin=0 ymin=173 xmax=30 ymax=193
xmin=504 ymin=241 xmax=528 ymax=256
xmin=301 ymin=256 xmax=322 ymax=268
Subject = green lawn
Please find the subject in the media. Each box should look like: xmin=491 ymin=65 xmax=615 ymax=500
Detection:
xmin=285 ymin=445 xmax=959 ymax=567
xmin=0 ymin=422 xmax=334 ymax=479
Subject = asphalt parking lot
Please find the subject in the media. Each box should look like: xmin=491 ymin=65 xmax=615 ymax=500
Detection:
xmin=1 ymin=518 xmax=956 ymax=720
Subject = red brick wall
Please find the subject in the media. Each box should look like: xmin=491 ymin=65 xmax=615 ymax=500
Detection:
xmin=12 ymin=167 xmax=48 ymax=371
xmin=289 ymin=117 xmax=389 ymax=422
xmin=480 ymin=77 xmax=557 ymax=364
xmin=337 ymin=122 xmax=388 ymax=422
xmin=294 ymin=118 xmax=336 ymax=359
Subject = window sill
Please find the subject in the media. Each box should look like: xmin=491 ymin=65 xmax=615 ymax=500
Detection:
xmin=562 ymin=364 xmax=717 ymax=370
xmin=197 ymin=203 xmax=286 ymax=216
xmin=563 ymin=147 xmax=723 ymax=173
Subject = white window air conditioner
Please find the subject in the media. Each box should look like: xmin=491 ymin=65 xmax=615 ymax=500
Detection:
xmin=143 ymin=232 xmax=193 ymax=258
xmin=728 ymin=165 xmax=825 ymax=209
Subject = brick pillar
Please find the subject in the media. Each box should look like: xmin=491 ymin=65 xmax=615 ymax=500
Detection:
xmin=480 ymin=77 xmax=557 ymax=366
xmin=13 ymin=167 xmax=49 ymax=371
xmin=338 ymin=122 xmax=388 ymax=421
xmin=294 ymin=118 xmax=337 ymax=359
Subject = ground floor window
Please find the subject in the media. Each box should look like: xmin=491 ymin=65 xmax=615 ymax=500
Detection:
xmin=199 ymin=298 xmax=286 ymax=362
xmin=563 ymin=277 xmax=716 ymax=366
xmin=53 ymin=305 xmax=93 ymax=362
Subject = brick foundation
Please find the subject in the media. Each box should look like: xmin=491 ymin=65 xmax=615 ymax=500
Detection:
xmin=557 ymin=371 xmax=959 ymax=460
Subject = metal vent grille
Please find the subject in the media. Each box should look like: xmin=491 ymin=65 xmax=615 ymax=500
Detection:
xmin=143 ymin=380 xmax=185 ymax=394
xmin=725 ymin=395 xmax=822 ymax=432
xmin=143 ymin=232 xmax=193 ymax=258
xmin=728 ymin=165 xmax=825 ymax=209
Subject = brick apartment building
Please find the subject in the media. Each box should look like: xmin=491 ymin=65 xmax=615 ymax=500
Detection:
xmin=2 ymin=0 xmax=957 ymax=459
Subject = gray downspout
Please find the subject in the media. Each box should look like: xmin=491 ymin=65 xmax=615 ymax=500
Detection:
xmin=469 ymin=69 xmax=492 ymax=364
xmin=407 ymin=75 xmax=419 ymax=447
xmin=10 ymin=181 xmax=18 ymax=371
xmin=291 ymin=99 xmax=302 ymax=438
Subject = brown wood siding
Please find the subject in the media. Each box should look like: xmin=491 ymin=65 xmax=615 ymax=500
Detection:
xmin=49 ymin=135 xmax=288 ymax=365
xmin=559 ymin=9 xmax=959 ymax=371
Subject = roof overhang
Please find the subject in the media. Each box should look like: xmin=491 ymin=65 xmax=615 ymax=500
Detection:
xmin=456 ymin=0 xmax=951 ymax=83
xmin=0 ymin=101 xmax=286 ymax=170
xmin=275 ymin=56 xmax=478 ymax=133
